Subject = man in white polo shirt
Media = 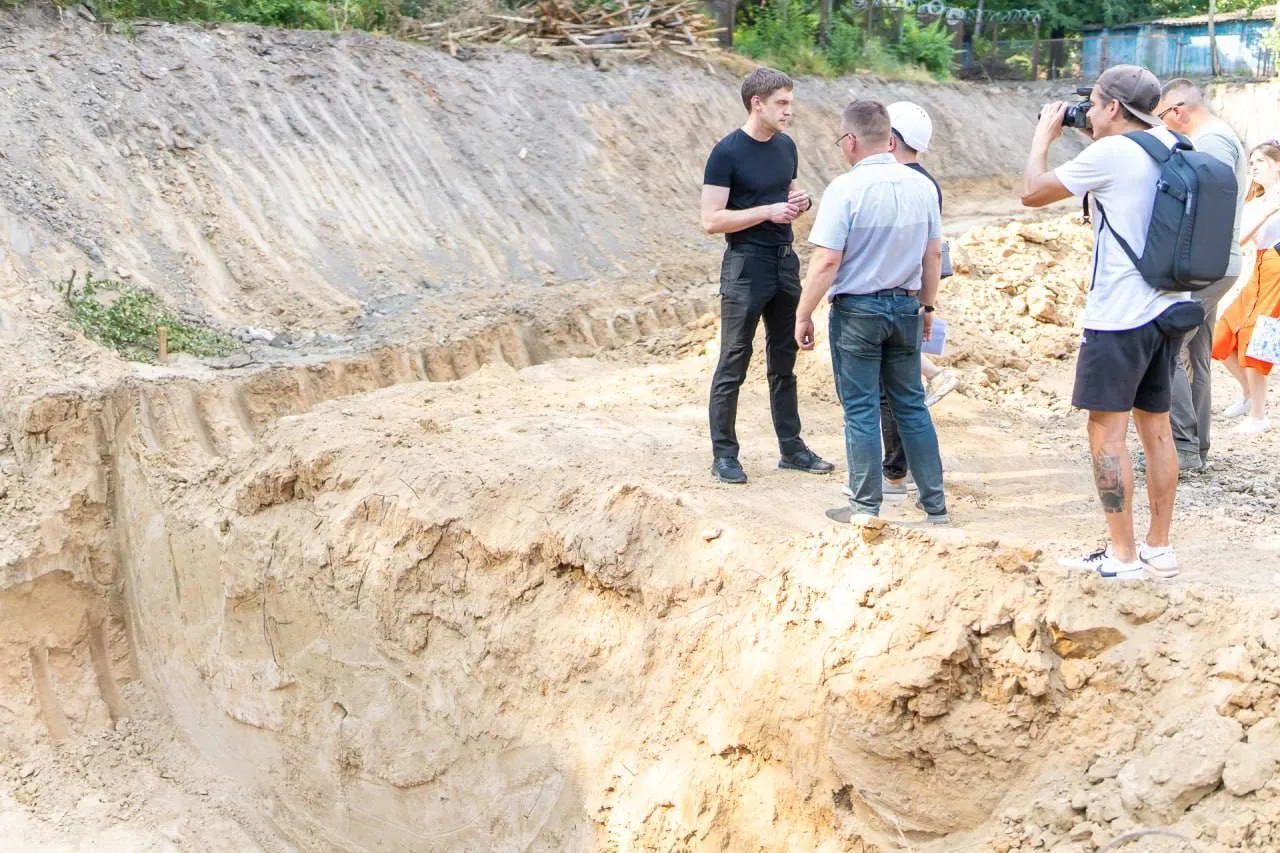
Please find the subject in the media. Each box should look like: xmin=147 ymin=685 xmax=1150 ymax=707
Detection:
xmin=794 ymin=99 xmax=949 ymax=525
xmin=1022 ymin=65 xmax=1190 ymax=580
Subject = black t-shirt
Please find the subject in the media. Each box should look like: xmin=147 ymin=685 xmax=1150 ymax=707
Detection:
xmin=906 ymin=162 xmax=943 ymax=215
xmin=703 ymin=128 xmax=798 ymax=247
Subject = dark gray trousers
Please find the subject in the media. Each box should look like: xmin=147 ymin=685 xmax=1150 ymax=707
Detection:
xmin=1170 ymin=274 xmax=1237 ymax=461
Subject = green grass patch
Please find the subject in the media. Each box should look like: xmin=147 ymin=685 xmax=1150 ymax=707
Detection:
xmin=61 ymin=271 xmax=238 ymax=363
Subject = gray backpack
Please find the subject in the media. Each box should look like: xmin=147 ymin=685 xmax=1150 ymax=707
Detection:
xmin=1094 ymin=130 xmax=1237 ymax=292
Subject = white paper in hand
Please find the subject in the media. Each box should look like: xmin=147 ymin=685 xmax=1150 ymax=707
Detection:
xmin=921 ymin=316 xmax=948 ymax=356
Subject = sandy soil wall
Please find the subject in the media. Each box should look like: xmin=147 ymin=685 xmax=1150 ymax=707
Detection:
xmin=0 ymin=9 xmax=1088 ymax=349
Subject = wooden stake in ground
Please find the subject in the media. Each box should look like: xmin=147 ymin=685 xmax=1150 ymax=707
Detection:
xmin=157 ymin=326 xmax=168 ymax=363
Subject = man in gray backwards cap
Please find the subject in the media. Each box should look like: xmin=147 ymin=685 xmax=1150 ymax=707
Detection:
xmin=1020 ymin=64 xmax=1192 ymax=582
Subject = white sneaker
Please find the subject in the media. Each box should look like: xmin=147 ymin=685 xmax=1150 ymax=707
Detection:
xmin=1234 ymin=417 xmax=1270 ymax=435
xmin=841 ymin=477 xmax=911 ymax=500
xmin=1139 ymin=541 xmax=1178 ymax=579
xmin=1223 ymin=398 xmax=1252 ymax=419
xmin=1059 ymin=546 xmax=1146 ymax=580
xmin=925 ymin=370 xmax=959 ymax=407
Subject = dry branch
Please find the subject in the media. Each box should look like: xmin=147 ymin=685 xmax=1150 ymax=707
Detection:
xmin=422 ymin=0 xmax=724 ymax=59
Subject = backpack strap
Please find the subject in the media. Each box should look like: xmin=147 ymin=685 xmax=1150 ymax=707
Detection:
xmin=1093 ymin=198 xmax=1143 ymax=272
xmin=1093 ymin=131 xmax=1190 ymax=276
xmin=1122 ymin=129 xmax=1190 ymax=162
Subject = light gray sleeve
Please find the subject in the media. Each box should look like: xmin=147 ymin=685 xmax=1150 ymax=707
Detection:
xmin=1195 ymin=131 xmax=1241 ymax=171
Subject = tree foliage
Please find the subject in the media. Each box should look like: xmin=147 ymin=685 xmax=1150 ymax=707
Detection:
xmin=982 ymin=0 xmax=1271 ymax=33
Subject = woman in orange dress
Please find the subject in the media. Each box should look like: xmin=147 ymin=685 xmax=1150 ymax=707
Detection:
xmin=1212 ymin=141 xmax=1280 ymax=435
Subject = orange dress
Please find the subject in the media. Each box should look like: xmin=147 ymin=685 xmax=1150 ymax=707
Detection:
xmin=1213 ymin=247 xmax=1280 ymax=376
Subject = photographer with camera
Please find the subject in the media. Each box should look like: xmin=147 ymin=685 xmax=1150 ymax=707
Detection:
xmin=1021 ymin=65 xmax=1191 ymax=581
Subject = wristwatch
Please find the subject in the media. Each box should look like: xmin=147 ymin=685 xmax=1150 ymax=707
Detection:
xmin=922 ymin=304 xmax=935 ymax=313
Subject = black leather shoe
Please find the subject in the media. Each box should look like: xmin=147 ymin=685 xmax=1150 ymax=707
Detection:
xmin=779 ymin=447 xmax=835 ymax=474
xmin=712 ymin=457 xmax=748 ymax=484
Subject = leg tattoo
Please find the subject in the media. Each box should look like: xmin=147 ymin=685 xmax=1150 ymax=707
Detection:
xmin=1092 ymin=449 xmax=1125 ymax=514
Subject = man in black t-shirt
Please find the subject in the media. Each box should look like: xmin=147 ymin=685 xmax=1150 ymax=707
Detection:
xmin=699 ymin=67 xmax=833 ymax=485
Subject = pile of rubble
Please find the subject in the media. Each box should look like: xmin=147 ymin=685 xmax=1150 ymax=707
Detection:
xmin=421 ymin=0 xmax=725 ymax=61
xmin=938 ymin=214 xmax=1095 ymax=410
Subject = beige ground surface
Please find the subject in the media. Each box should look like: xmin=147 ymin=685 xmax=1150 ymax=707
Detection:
xmin=4 ymin=8 xmax=1280 ymax=852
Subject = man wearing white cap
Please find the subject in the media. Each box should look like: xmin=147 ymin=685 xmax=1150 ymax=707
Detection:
xmin=874 ymin=101 xmax=959 ymax=503
xmin=1021 ymin=64 xmax=1190 ymax=581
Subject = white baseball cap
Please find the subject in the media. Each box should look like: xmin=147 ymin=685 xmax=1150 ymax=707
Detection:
xmin=887 ymin=102 xmax=933 ymax=153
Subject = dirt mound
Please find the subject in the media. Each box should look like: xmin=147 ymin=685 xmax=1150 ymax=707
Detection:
xmin=6 ymin=348 xmax=1275 ymax=852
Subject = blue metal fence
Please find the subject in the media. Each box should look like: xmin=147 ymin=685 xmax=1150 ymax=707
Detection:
xmin=1082 ymin=20 xmax=1276 ymax=78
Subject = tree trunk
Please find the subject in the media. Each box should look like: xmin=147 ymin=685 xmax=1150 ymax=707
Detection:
xmin=713 ymin=0 xmax=736 ymax=46
xmin=819 ymin=0 xmax=831 ymax=45
xmin=1209 ymin=0 xmax=1220 ymax=76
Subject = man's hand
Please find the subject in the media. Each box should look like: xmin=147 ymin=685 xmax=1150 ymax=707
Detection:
xmin=922 ymin=311 xmax=934 ymax=342
xmin=1021 ymin=106 xmax=1074 ymax=208
xmin=1035 ymin=102 xmax=1067 ymax=145
xmin=787 ymin=189 xmax=811 ymax=213
xmin=769 ymin=202 xmax=801 ymax=224
xmin=795 ymin=314 xmax=816 ymax=350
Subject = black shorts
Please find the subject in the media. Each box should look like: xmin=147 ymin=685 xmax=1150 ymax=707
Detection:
xmin=1071 ymin=320 xmax=1180 ymax=413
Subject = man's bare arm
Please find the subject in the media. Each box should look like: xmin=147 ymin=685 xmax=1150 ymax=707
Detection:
xmin=794 ymin=247 xmax=843 ymax=350
xmin=919 ymin=237 xmax=942 ymax=341
xmin=701 ymin=185 xmax=798 ymax=235
xmin=1021 ymin=102 xmax=1074 ymax=208
xmin=920 ymin=237 xmax=942 ymax=307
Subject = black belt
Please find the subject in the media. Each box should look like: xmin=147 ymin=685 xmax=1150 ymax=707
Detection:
xmin=728 ymin=243 xmax=793 ymax=257
xmin=833 ymin=287 xmax=919 ymax=300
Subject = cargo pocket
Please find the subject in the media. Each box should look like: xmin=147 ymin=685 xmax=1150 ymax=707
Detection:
xmin=781 ymin=250 xmax=802 ymax=296
xmin=719 ymin=251 xmax=748 ymax=297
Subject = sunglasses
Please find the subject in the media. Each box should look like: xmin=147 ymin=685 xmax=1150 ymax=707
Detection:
xmin=1157 ymin=102 xmax=1183 ymax=120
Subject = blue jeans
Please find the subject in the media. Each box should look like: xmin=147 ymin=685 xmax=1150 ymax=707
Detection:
xmin=829 ymin=294 xmax=946 ymax=517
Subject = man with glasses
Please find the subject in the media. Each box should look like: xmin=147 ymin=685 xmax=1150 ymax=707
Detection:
xmin=1155 ymin=79 xmax=1249 ymax=471
xmin=795 ymin=99 xmax=949 ymax=526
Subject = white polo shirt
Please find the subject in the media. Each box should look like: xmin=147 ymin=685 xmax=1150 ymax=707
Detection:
xmin=808 ymin=153 xmax=942 ymax=299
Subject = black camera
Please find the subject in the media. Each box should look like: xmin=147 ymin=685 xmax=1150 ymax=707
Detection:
xmin=1040 ymin=86 xmax=1093 ymax=130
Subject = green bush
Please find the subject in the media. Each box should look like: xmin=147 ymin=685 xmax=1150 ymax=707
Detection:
xmin=892 ymin=16 xmax=954 ymax=79
xmin=1262 ymin=25 xmax=1280 ymax=56
xmin=61 ymin=272 xmax=238 ymax=363
xmin=734 ymin=0 xmax=833 ymax=76
xmin=91 ymin=0 xmax=421 ymax=31
xmin=734 ymin=0 xmax=947 ymax=78
xmin=823 ymin=17 xmax=862 ymax=72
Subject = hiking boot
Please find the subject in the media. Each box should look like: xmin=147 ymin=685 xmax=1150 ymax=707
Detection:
xmin=1060 ymin=545 xmax=1145 ymax=580
xmin=925 ymin=370 xmax=959 ymax=407
xmin=1177 ymin=449 xmax=1205 ymax=473
xmin=712 ymin=457 xmax=747 ymax=484
xmin=1139 ymin=541 xmax=1178 ymax=580
xmin=779 ymin=447 xmax=834 ymax=474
